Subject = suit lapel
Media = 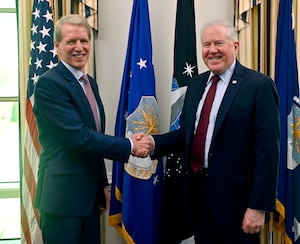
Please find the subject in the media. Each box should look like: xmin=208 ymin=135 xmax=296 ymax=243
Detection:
xmin=57 ymin=62 xmax=105 ymax=132
xmin=213 ymin=62 xmax=245 ymax=138
xmin=57 ymin=62 xmax=85 ymax=96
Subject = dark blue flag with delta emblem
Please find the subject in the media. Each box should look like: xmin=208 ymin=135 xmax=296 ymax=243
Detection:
xmin=161 ymin=0 xmax=198 ymax=243
xmin=108 ymin=0 xmax=163 ymax=243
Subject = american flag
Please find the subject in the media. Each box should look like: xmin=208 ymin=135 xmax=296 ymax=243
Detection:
xmin=21 ymin=0 xmax=58 ymax=243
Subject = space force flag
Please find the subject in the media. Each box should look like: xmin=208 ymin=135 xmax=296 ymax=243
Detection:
xmin=160 ymin=0 xmax=198 ymax=242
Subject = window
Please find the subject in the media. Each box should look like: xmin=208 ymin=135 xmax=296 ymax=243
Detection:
xmin=0 ymin=0 xmax=20 ymax=240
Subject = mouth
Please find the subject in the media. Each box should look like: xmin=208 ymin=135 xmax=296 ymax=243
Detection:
xmin=73 ymin=54 xmax=86 ymax=58
xmin=209 ymin=56 xmax=222 ymax=61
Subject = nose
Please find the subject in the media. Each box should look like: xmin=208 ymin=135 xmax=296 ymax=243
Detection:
xmin=208 ymin=44 xmax=218 ymax=53
xmin=74 ymin=40 xmax=83 ymax=50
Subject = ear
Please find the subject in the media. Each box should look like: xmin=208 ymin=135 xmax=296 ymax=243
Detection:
xmin=234 ymin=41 xmax=240 ymax=53
xmin=54 ymin=42 xmax=60 ymax=54
xmin=233 ymin=41 xmax=240 ymax=51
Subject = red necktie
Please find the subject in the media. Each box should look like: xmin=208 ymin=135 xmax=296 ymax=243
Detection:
xmin=191 ymin=75 xmax=220 ymax=173
xmin=82 ymin=74 xmax=100 ymax=132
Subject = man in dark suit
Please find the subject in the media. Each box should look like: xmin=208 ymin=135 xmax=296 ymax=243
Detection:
xmin=33 ymin=14 xmax=151 ymax=243
xmin=149 ymin=19 xmax=280 ymax=243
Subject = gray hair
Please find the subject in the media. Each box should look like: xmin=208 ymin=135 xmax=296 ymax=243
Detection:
xmin=200 ymin=19 xmax=238 ymax=42
xmin=54 ymin=14 xmax=91 ymax=43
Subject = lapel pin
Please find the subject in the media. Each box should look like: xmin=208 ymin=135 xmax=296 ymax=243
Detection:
xmin=232 ymin=80 xmax=237 ymax=84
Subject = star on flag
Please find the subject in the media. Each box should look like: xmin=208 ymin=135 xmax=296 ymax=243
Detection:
xmin=182 ymin=62 xmax=196 ymax=77
xmin=137 ymin=58 xmax=147 ymax=69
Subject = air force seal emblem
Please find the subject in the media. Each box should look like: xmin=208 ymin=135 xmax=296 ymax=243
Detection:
xmin=125 ymin=96 xmax=160 ymax=180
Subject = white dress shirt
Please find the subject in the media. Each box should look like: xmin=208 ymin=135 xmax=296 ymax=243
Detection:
xmin=194 ymin=61 xmax=236 ymax=168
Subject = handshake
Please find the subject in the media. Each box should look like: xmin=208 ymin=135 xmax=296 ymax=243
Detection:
xmin=131 ymin=133 xmax=155 ymax=158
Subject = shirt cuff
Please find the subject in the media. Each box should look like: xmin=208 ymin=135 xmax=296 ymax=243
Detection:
xmin=129 ymin=138 xmax=134 ymax=152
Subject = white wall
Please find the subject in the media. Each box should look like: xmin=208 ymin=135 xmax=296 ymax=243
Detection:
xmin=95 ymin=0 xmax=233 ymax=243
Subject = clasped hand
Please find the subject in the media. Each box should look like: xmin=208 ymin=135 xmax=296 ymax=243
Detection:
xmin=131 ymin=133 xmax=154 ymax=158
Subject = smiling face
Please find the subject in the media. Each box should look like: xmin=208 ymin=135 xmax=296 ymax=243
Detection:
xmin=55 ymin=23 xmax=90 ymax=72
xmin=201 ymin=24 xmax=239 ymax=75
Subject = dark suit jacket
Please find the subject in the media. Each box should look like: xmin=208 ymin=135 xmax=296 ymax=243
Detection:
xmin=33 ymin=62 xmax=131 ymax=217
xmin=153 ymin=61 xmax=280 ymax=230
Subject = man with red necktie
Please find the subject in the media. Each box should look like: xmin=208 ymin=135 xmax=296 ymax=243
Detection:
xmin=149 ymin=19 xmax=280 ymax=243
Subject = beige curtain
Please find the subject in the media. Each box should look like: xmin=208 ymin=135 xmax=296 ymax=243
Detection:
xmin=235 ymin=0 xmax=261 ymax=70
xmin=236 ymin=1 xmax=282 ymax=243
xmin=237 ymin=0 xmax=300 ymax=80
xmin=18 ymin=0 xmax=32 ymax=133
xmin=235 ymin=0 xmax=274 ymax=75
xmin=236 ymin=0 xmax=300 ymax=243
xmin=236 ymin=1 xmax=276 ymax=244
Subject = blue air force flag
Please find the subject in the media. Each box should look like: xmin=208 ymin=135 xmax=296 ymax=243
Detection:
xmin=108 ymin=0 xmax=163 ymax=243
xmin=274 ymin=0 xmax=300 ymax=243
xmin=287 ymin=98 xmax=300 ymax=243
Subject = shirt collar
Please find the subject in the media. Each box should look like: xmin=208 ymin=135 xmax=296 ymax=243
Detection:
xmin=61 ymin=60 xmax=85 ymax=81
xmin=207 ymin=59 xmax=236 ymax=85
